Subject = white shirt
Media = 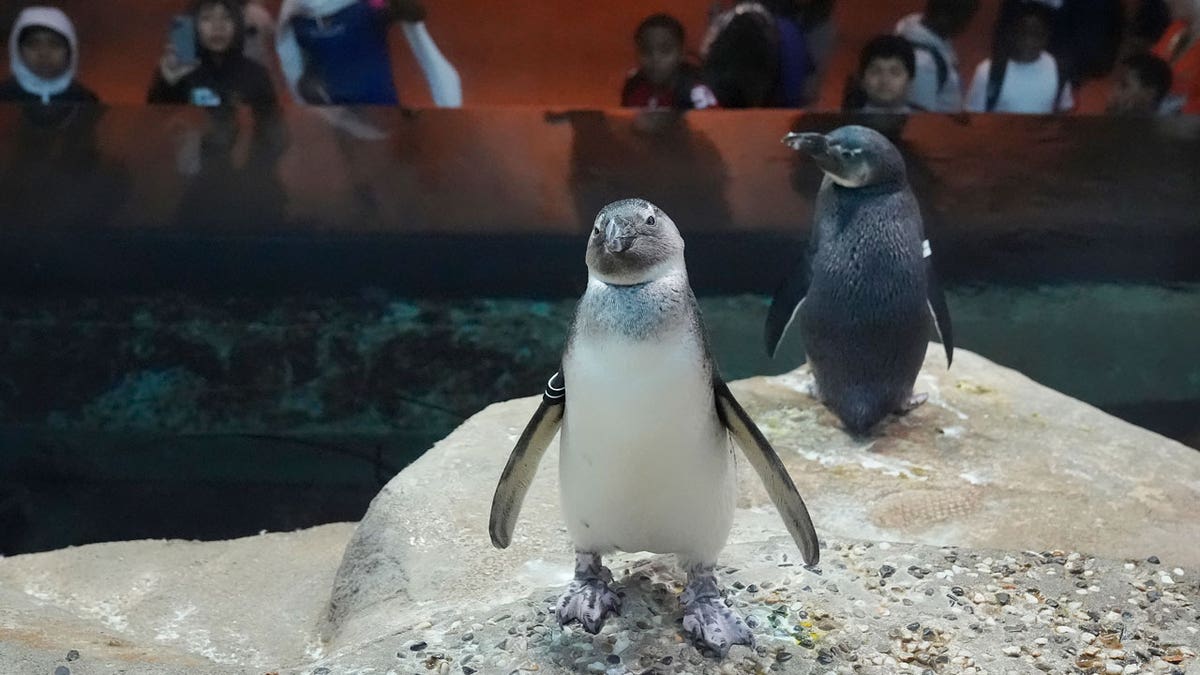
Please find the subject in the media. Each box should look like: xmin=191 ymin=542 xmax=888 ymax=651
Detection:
xmin=965 ymin=52 xmax=1074 ymax=114
xmin=894 ymin=13 xmax=963 ymax=112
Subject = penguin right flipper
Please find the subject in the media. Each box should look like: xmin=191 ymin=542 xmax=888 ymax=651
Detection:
xmin=923 ymin=242 xmax=954 ymax=367
xmin=764 ymin=253 xmax=810 ymax=358
xmin=489 ymin=371 xmax=565 ymax=549
xmin=714 ymin=380 xmax=820 ymax=566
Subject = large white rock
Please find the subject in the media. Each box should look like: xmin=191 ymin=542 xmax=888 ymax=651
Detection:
xmin=322 ymin=344 xmax=1200 ymax=649
xmin=3 ymin=346 xmax=1198 ymax=674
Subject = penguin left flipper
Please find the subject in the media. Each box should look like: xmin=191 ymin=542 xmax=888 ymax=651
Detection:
xmin=713 ymin=380 xmax=820 ymax=566
xmin=764 ymin=253 xmax=811 ymax=358
xmin=489 ymin=371 xmax=565 ymax=549
xmin=923 ymin=245 xmax=954 ymax=367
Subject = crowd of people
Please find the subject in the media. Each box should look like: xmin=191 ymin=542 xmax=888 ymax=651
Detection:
xmin=0 ymin=0 xmax=1197 ymax=117
xmin=619 ymin=0 xmax=1197 ymax=116
xmin=0 ymin=0 xmax=461 ymax=114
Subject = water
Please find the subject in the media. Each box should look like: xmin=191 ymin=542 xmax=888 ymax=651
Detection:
xmin=2 ymin=282 xmax=1196 ymax=554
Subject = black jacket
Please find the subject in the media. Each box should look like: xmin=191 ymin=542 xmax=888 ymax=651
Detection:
xmin=147 ymin=53 xmax=277 ymax=115
xmin=0 ymin=79 xmax=98 ymax=104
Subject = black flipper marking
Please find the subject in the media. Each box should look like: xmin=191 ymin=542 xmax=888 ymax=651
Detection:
xmin=713 ymin=380 xmax=820 ymax=566
xmin=764 ymin=253 xmax=810 ymax=358
xmin=489 ymin=371 xmax=565 ymax=548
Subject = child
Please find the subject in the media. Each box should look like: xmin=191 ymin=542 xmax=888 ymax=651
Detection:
xmin=0 ymin=6 xmax=97 ymax=104
xmin=965 ymin=1 xmax=1073 ymax=113
xmin=843 ymin=35 xmax=917 ymax=113
xmin=148 ymin=0 xmax=277 ymax=113
xmin=622 ymin=14 xmax=718 ymax=110
xmin=1107 ymin=52 xmax=1174 ymax=114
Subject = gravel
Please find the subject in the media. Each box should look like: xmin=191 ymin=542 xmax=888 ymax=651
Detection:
xmin=301 ymin=538 xmax=1199 ymax=674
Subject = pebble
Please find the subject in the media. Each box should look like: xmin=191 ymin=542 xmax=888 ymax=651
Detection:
xmin=65 ymin=650 xmax=80 ymax=662
xmin=1003 ymin=646 xmax=1021 ymax=657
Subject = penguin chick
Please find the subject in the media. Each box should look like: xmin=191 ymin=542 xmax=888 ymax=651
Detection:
xmin=491 ymin=198 xmax=820 ymax=657
xmin=766 ymin=125 xmax=953 ymax=435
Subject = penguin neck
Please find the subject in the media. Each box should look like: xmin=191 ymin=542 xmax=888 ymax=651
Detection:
xmin=831 ymin=179 xmax=903 ymax=199
xmin=579 ymin=271 xmax=693 ymax=342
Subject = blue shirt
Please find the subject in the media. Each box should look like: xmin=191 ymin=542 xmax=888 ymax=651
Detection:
xmin=775 ymin=15 xmax=813 ymax=108
xmin=291 ymin=1 xmax=398 ymax=105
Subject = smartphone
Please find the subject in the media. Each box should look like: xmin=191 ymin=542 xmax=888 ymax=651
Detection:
xmin=169 ymin=15 xmax=198 ymax=66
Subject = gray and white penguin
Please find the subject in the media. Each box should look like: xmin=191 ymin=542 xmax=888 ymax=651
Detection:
xmin=490 ymin=198 xmax=819 ymax=657
xmin=765 ymin=125 xmax=953 ymax=435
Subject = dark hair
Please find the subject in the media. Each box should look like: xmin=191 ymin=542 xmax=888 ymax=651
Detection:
xmin=1122 ymin=52 xmax=1173 ymax=102
xmin=858 ymin=35 xmax=916 ymax=78
xmin=635 ymin=13 xmax=685 ymax=47
xmin=1010 ymin=0 xmax=1054 ymax=30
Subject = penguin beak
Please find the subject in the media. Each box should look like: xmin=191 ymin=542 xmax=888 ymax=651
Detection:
xmin=604 ymin=218 xmax=635 ymax=253
xmin=782 ymin=132 xmax=828 ymax=155
xmin=782 ymin=132 xmax=842 ymax=175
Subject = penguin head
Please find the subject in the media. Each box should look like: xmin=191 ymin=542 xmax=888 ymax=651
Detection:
xmin=586 ymin=198 xmax=685 ymax=286
xmin=783 ymin=125 xmax=906 ymax=188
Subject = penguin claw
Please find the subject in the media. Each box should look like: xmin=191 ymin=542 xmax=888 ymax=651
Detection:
xmin=556 ymin=578 xmax=621 ymax=634
xmin=681 ymin=593 xmax=754 ymax=657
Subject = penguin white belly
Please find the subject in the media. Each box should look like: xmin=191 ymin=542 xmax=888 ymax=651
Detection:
xmin=560 ymin=330 xmax=735 ymax=562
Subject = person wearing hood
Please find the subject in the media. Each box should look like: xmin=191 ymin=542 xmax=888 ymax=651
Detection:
xmin=147 ymin=0 xmax=277 ymax=114
xmin=0 ymin=6 xmax=97 ymax=104
xmin=275 ymin=0 xmax=461 ymax=106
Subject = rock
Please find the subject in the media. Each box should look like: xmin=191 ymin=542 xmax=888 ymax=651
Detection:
xmin=2 ymin=346 xmax=1199 ymax=674
xmin=322 ymin=344 xmax=1200 ymax=646
xmin=0 ymin=524 xmax=352 ymax=673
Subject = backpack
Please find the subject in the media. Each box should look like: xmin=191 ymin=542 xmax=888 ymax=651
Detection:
xmin=984 ymin=54 xmax=1070 ymax=112
xmin=906 ymin=40 xmax=950 ymax=93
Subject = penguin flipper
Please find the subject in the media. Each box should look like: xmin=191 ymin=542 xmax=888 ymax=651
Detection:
xmin=489 ymin=371 xmax=565 ymax=549
xmin=714 ymin=380 xmax=820 ymax=566
xmin=923 ymin=243 xmax=954 ymax=367
xmin=764 ymin=255 xmax=810 ymax=358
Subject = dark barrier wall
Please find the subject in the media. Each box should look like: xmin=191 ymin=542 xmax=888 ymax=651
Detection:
xmin=2 ymin=104 xmax=1199 ymax=296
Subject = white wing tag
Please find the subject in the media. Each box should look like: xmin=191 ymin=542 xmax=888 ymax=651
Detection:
xmin=922 ymin=239 xmax=932 ymax=259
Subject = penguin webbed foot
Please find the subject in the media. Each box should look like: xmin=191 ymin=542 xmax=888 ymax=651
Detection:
xmin=681 ymin=567 xmax=754 ymax=657
xmin=556 ymin=552 xmax=621 ymax=634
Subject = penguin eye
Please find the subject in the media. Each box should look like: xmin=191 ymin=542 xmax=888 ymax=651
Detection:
xmin=645 ymin=215 xmax=656 ymax=226
xmin=592 ymin=224 xmax=601 ymax=236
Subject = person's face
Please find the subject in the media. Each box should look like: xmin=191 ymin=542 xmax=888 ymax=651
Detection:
xmin=637 ymin=26 xmax=683 ymax=86
xmin=1107 ymin=67 xmax=1158 ymax=115
xmin=862 ymin=57 xmax=911 ymax=106
xmin=197 ymin=3 xmax=237 ymax=54
xmin=1011 ymin=14 xmax=1050 ymax=62
xmin=19 ymin=29 xmax=70 ymax=80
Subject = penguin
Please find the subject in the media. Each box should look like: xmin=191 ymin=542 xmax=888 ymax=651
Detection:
xmin=490 ymin=198 xmax=819 ymax=657
xmin=765 ymin=125 xmax=954 ymax=435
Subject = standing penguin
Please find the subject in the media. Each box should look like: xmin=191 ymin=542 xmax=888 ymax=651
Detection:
xmin=765 ymin=125 xmax=953 ymax=435
xmin=490 ymin=198 xmax=819 ymax=657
